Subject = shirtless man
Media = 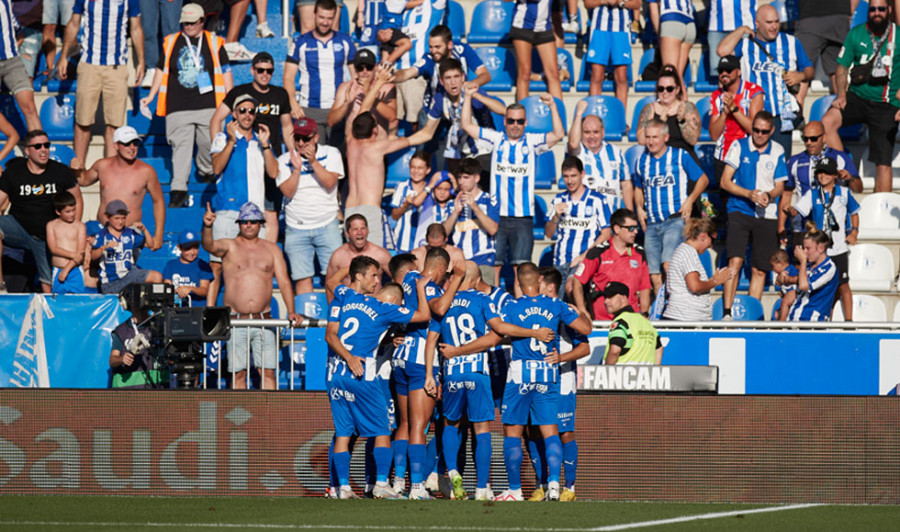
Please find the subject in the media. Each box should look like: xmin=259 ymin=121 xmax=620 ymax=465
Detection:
xmin=411 ymin=223 xmax=465 ymax=271
xmin=325 ymin=213 xmax=392 ymax=297
xmin=75 ymin=126 xmax=165 ymax=251
xmin=328 ymin=51 xmax=398 ymax=139
xmin=201 ymin=201 xmax=300 ymax=390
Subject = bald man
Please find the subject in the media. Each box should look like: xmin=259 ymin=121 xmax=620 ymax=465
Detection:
xmin=411 ymin=223 xmax=465 ymax=271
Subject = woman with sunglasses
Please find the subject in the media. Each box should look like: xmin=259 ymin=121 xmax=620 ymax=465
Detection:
xmin=648 ymin=0 xmax=696 ymax=81
xmin=635 ymin=64 xmax=702 ymax=164
xmin=510 ymin=0 xmax=563 ymax=101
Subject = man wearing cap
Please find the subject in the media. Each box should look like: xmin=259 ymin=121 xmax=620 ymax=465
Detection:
xmin=284 ymin=0 xmax=357 ymax=139
xmin=140 ymin=3 xmax=233 ymax=208
xmin=328 ymin=50 xmax=398 ymax=138
xmin=602 ymin=282 xmax=663 ymax=365
xmin=276 ymin=118 xmax=345 ymax=295
xmin=77 ymin=126 xmax=166 ymax=251
xmin=57 ymin=0 xmax=145 ymax=166
xmin=163 ymin=229 xmax=214 ymax=306
xmin=0 ymin=130 xmax=82 ymax=293
xmin=92 ymin=199 xmax=162 ymax=294
xmin=202 ymin=201 xmax=301 ymax=389
xmin=709 ymin=54 xmax=764 ymax=181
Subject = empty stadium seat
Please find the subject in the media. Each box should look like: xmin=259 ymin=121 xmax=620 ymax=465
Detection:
xmin=340 ymin=3 xmax=350 ymax=34
xmin=699 ymin=249 xmax=713 ymax=277
xmin=694 ymin=144 xmax=717 ymax=185
xmin=127 ymin=91 xmax=166 ymax=137
xmin=48 ymin=144 xmax=76 ymax=166
xmin=231 ymin=63 xmax=255 ymax=85
xmin=386 ymin=146 xmax=417 ymax=188
xmin=0 ymin=94 xmax=27 ymax=140
xmin=858 ymin=193 xmax=900 ymax=241
xmin=520 ymin=95 xmax=567 ymax=135
xmin=287 ymin=292 xmax=329 ymax=341
xmin=695 ymin=96 xmax=712 ymax=142
xmin=575 ymin=54 xmax=634 ymax=93
xmin=533 ymin=195 xmax=548 ymax=240
xmin=831 ymin=295 xmax=887 ymax=322
xmin=447 ymin=1 xmax=466 ymax=39
xmin=39 ymin=95 xmax=76 ymax=141
xmin=893 ymin=301 xmax=900 ymax=321
xmin=535 ymin=151 xmax=555 ymax=190
xmin=634 ymin=50 xmax=693 ymax=92
xmin=145 ymin=157 xmax=172 ymax=184
xmin=529 ymin=48 xmax=574 ymax=93
xmin=712 ymin=295 xmax=764 ymax=321
xmin=808 ymin=95 xmax=862 ymax=141
xmin=624 ymin=144 xmax=644 ymax=175
xmin=578 ymin=96 xmax=626 ymax=141
xmin=468 ymin=0 xmax=513 ymax=43
xmin=694 ymin=51 xmax=718 ymax=93
xmin=476 ymin=46 xmax=515 ymax=92
xmin=45 ymin=53 xmax=76 ymax=92
xmin=628 ymin=95 xmax=655 ymax=142
xmin=539 ymin=245 xmax=554 ymax=267
xmin=848 ymin=243 xmax=895 ymax=292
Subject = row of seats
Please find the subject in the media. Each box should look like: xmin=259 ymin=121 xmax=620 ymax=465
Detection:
xmin=710 ymin=293 xmax=900 ymax=322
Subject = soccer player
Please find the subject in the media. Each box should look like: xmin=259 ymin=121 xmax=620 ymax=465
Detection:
xmin=325 ymin=256 xmax=431 ymax=499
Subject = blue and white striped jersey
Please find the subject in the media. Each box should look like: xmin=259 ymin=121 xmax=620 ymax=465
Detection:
xmin=708 ymin=0 xmax=756 ymax=32
xmin=632 ymin=147 xmax=704 ymax=224
xmin=447 ymin=190 xmax=500 ymax=265
xmin=415 ymin=42 xmax=484 ymax=109
xmin=575 ymin=142 xmax=631 ymax=212
xmin=326 ymin=284 xmax=353 ymax=381
xmin=486 ymin=285 xmax=512 ymax=382
xmin=356 ymin=0 xmax=386 ymax=45
xmin=548 ymin=189 xmax=611 ymax=266
xmin=432 ymin=289 xmax=500 ymax=376
xmin=427 ymin=90 xmax=494 ymax=159
xmin=588 ymin=6 xmax=633 ymax=33
xmin=393 ymin=271 xmax=443 ymax=365
xmin=788 ymin=258 xmax=839 ymax=322
xmin=723 ymin=137 xmax=788 ymax=219
xmin=0 ymin=0 xmax=20 ymax=61
xmin=328 ymin=287 xmax=414 ymax=380
xmin=502 ymin=294 xmax=581 ymax=383
xmin=785 ymin=147 xmax=857 ymax=197
xmin=512 ymin=0 xmax=553 ymax=32
xmin=414 ymin=194 xmax=453 ymax=248
xmin=287 ymin=31 xmax=357 ymax=108
xmin=479 ymin=128 xmax=550 ymax=218
xmin=397 ymin=2 xmax=432 ymax=69
xmin=73 ymin=0 xmax=140 ymax=66
xmin=793 ymin=185 xmax=860 ymax=256
xmin=734 ymin=32 xmax=812 ymax=116
xmin=390 ymin=179 xmax=426 ymax=252
xmin=556 ymin=326 xmax=589 ymax=397
xmin=94 ymin=226 xmax=144 ymax=285
xmin=647 ymin=0 xmax=695 ymax=23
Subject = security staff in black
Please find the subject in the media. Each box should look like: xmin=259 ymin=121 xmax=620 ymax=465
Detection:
xmin=601 ymin=282 xmax=663 ymax=365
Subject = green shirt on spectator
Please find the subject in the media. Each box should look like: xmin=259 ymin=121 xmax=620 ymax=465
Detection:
xmin=837 ymin=23 xmax=900 ymax=107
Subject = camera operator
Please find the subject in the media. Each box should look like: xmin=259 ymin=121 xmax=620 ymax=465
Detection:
xmin=109 ymin=294 xmax=169 ymax=389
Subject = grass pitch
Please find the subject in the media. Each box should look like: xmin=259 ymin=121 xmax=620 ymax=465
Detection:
xmin=1 ymin=496 xmax=899 ymax=532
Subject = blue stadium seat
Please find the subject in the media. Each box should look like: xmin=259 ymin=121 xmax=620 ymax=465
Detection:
xmin=771 ymin=298 xmax=782 ymax=320
xmin=561 ymin=3 xmax=581 ymax=45
xmin=340 ymin=3 xmax=350 ymax=34
xmin=529 ymin=48 xmax=574 ymax=93
xmin=231 ymin=63 xmax=254 ymax=85
xmin=0 ymin=94 xmax=27 ymax=140
xmin=628 ymin=95 xmax=655 ymax=142
xmin=145 ymin=157 xmax=172 ymax=184
xmin=468 ymin=0 xmax=514 ymax=43
xmin=448 ymin=1 xmax=466 ymax=39
xmin=575 ymin=53 xmax=634 ymax=93
xmin=386 ymin=146 xmax=416 ymax=188
xmin=539 ymin=245 xmax=554 ymax=267
xmin=520 ymin=95 xmax=567 ymax=135
xmin=136 ymin=240 xmax=178 ymax=273
xmin=287 ymin=293 xmax=329 ymax=341
xmin=808 ymin=95 xmax=862 ymax=141
xmin=164 ymin=205 xmax=205 ymax=235
xmin=694 ymin=144 xmax=717 ymax=185
xmin=535 ymin=151 xmax=555 ymax=190
xmin=485 ymin=94 xmax=508 ymax=130
xmin=475 ymin=46 xmax=515 ymax=92
xmin=39 ymin=95 xmax=76 ymax=141
xmin=695 ymin=51 xmax=718 ymax=93
xmin=48 ymin=144 xmax=76 ymax=166
xmin=127 ymin=91 xmax=166 ymax=137
xmin=533 ymin=195 xmax=548 ymax=239
xmin=624 ymin=144 xmax=645 ymax=175
xmin=579 ymin=95 xmax=626 ymax=141
xmin=699 ymin=249 xmax=713 ymax=277
xmin=696 ymin=96 xmax=712 ymax=142
xmin=45 ymin=53 xmax=76 ymax=92
xmin=712 ymin=295 xmax=764 ymax=321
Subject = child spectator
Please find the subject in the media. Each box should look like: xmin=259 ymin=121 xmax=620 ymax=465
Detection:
xmin=163 ymin=229 xmax=214 ymax=306
xmin=376 ymin=19 xmax=412 ymax=67
xmin=769 ymin=249 xmax=798 ymax=321
xmin=390 ymin=151 xmax=433 ymax=252
xmin=442 ymin=157 xmax=499 ymax=283
xmin=46 ymin=191 xmax=88 ymax=294
xmin=786 ymin=224 xmax=840 ymax=322
xmin=92 ymin=200 xmax=162 ymax=294
xmin=413 ymin=171 xmax=457 ymax=248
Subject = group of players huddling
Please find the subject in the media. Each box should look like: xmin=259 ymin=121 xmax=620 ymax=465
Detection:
xmin=324 ymin=250 xmax=592 ymax=501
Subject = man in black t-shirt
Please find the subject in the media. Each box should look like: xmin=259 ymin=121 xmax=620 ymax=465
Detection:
xmin=0 ymin=130 xmax=81 ymax=293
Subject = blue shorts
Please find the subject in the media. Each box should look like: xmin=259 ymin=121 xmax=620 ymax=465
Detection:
xmin=382 ymin=377 xmax=397 ymax=431
xmin=586 ymin=30 xmax=632 ymax=66
xmin=329 ymin=373 xmax=392 ymax=438
xmin=501 ymin=379 xmax=560 ymax=426
xmin=392 ymin=338 xmax=437 ymax=395
xmin=442 ymin=373 xmax=495 ymax=423
xmin=557 ymin=392 xmax=576 ymax=433
xmin=644 ymin=216 xmax=686 ymax=275
xmin=52 ymin=267 xmax=87 ymax=294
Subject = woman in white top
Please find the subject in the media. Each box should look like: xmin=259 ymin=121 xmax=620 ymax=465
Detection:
xmin=663 ymin=218 xmax=734 ymax=321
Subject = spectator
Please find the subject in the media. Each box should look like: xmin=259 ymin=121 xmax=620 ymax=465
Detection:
xmin=718 ymin=110 xmax=786 ymax=318
xmin=211 ymin=51 xmax=293 ymax=237
xmin=59 ymin=0 xmax=144 ymax=165
xmin=461 ymin=95 xmax=564 ymax=287
xmin=572 ymin=208 xmax=651 ymax=320
xmin=706 ymin=0 xmax=757 ymax=79
xmin=0 ymin=0 xmax=41 ymax=130
xmin=138 ymin=0 xmax=183 ymax=87
xmin=442 ymin=157 xmax=500 ymax=284
xmin=648 ymin=0 xmax=696 ymax=80
xmin=717 ymin=4 xmax=814 ymax=157
xmin=663 ymin=217 xmax=734 ymax=321
xmin=299 ymin=0 xmax=342 ymax=34
xmin=376 ymin=19 xmax=412 ymax=67
xmin=392 ymin=0 xmax=433 ymax=125
xmin=787 ymin=157 xmax=859 ymax=321
xmin=390 ymin=151 xmax=433 ymax=253
xmin=46 ymin=191 xmax=88 ymax=294
xmin=202 ymin=201 xmax=301 ymax=389
xmin=328 ymin=51 xmax=398 ymax=138
xmin=770 ymin=248 xmax=797 ymax=321
xmin=635 ymin=64 xmax=702 ymax=162
xmin=787 ymin=225 xmax=840 ymax=322
xmin=0 ymin=131 xmax=81 ymax=293
xmin=277 ymin=118 xmax=344 ymax=295
xmin=140 ymin=3 xmax=233 ymax=208
xmin=709 ymin=54 xmax=764 ymax=181
xmin=410 ymin=222 xmax=466 ymax=271
xmin=602 ymin=281 xmax=663 ymax=365
xmin=13 ymin=0 xmax=42 ymax=83
xmin=822 ymin=0 xmax=900 ymax=193
xmin=544 ymin=157 xmax=612 ymax=297
xmin=41 ymin=0 xmax=77 ymax=78
xmin=285 ymin=0 xmax=357 ymax=138
xmin=110 ymin=298 xmax=168 ymax=388
xmin=325 ymin=213 xmax=393 ymax=289
xmin=207 ymin=94 xmax=278 ymax=302
xmin=568 ymin=98 xmax=633 ymax=212
xmin=510 ymin=0 xmax=561 ymax=101
xmin=632 ymin=118 xmax=709 ymax=292
xmin=795 ymin=0 xmax=852 ymax=98
xmin=781 ymin=120 xmax=860 ymax=248
xmin=163 ymin=229 xmax=214 ymax=306
xmin=92 ymin=199 xmax=162 ymax=294
xmin=584 ymin=0 xmax=641 ymax=110
xmin=413 ymin=171 xmax=457 ymax=247
xmin=75 ymin=126 xmax=166 ymax=252
xmin=219 ymin=0 xmax=268 ymax=61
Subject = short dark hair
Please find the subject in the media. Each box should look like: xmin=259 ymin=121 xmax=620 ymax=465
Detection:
xmin=424 ymin=246 xmax=450 ymax=268
xmin=561 ymin=156 xmax=583 ymax=173
xmin=379 ymin=282 xmax=404 ymax=302
xmin=439 ymin=57 xmax=464 ymax=78
xmin=517 ymin=262 xmax=539 ymax=289
xmin=754 ymin=110 xmax=775 ymax=128
xmin=456 ymin=157 xmax=482 ymax=177
xmin=314 ymin=0 xmax=337 ymax=13
xmin=769 ymin=249 xmax=790 ymax=264
xmin=389 ymin=253 xmax=418 ymax=280
xmin=349 ymin=255 xmax=380 ymax=283
xmin=23 ymin=130 xmax=49 ymax=144
xmin=429 ymin=24 xmax=453 ymax=43
xmin=538 ymin=267 xmax=562 ymax=292
xmin=351 ymin=112 xmax=377 ymax=139
xmin=610 ymin=208 xmax=638 ymax=229
xmin=506 ymin=103 xmax=525 ymax=114
xmin=52 ymin=190 xmax=77 ymax=212
xmin=426 ymin=223 xmax=447 ymax=241
xmin=410 ymin=150 xmax=431 ymax=167
xmin=345 ymin=213 xmax=368 ymax=228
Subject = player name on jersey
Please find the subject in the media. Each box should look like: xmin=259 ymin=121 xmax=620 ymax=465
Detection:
xmin=578 ymin=365 xmax=718 ymax=392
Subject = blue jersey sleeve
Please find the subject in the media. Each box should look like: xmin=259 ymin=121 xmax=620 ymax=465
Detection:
xmin=486 ymin=195 xmax=500 ymax=222
xmin=346 ymin=37 xmax=358 ymax=62
xmin=375 ymin=300 xmax=415 ymax=327
xmin=785 ymin=154 xmax=799 ymax=189
xmin=794 ymin=38 xmax=813 ymax=71
xmin=482 ymin=296 xmax=501 ymax=323
xmin=427 ymin=92 xmax=444 ymax=120
xmin=847 ymin=190 xmax=860 ymax=215
xmin=127 ymin=0 xmax=141 ymax=17
xmin=198 ymin=260 xmax=214 ymax=281
xmin=557 ymin=299 xmax=582 ymax=327
xmin=328 ymin=286 xmax=347 ymax=323
xmin=461 ymin=44 xmax=484 ymax=72
xmin=72 ymin=0 xmax=86 ymax=16
xmin=682 ymin=150 xmax=705 ymax=182
xmin=425 ymin=281 xmax=444 ymax=301
xmin=774 ymin=154 xmax=788 ymax=182
xmin=428 ymin=319 xmax=442 ymax=335
xmin=417 ymin=56 xmax=435 ymax=77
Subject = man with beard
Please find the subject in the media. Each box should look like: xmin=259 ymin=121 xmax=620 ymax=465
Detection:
xmin=708 ymin=54 xmax=764 ymax=181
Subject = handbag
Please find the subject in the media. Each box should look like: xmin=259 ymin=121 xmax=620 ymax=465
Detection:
xmin=850 ymin=32 xmax=889 ymax=85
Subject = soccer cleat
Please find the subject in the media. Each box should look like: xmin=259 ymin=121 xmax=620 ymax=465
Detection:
xmin=408 ymin=486 xmax=434 ymax=500
xmin=325 ymin=486 xmax=338 ymax=499
xmin=392 ymin=478 xmax=406 ymax=496
xmin=475 ymin=488 xmax=492 ymax=501
xmin=449 ymin=471 xmax=467 ymax=500
xmin=494 ymin=489 xmax=524 ymax=501
xmin=339 ymin=486 xmax=359 ymax=499
xmin=224 ymin=42 xmax=254 ymax=62
xmin=528 ymin=487 xmax=546 ymax=502
xmin=547 ymin=484 xmax=560 ymax=501
xmin=560 ymin=488 xmax=577 ymax=501
xmin=373 ymin=484 xmax=405 ymax=499
xmin=256 ymin=21 xmax=275 ymax=38
xmin=424 ymin=472 xmax=440 ymax=492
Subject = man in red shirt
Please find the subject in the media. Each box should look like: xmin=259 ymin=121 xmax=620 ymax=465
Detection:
xmin=571 ymin=208 xmax=651 ymax=320
xmin=709 ymin=55 xmax=765 ymax=181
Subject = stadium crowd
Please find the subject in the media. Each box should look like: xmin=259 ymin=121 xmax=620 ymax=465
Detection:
xmin=0 ymin=0 xmax=898 ymax=499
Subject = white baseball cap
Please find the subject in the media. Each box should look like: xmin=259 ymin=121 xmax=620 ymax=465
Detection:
xmin=113 ymin=126 xmax=141 ymax=144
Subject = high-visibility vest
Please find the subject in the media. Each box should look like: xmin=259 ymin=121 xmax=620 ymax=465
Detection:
xmin=156 ymin=30 xmax=226 ymax=116
xmin=603 ymin=310 xmax=660 ymax=364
